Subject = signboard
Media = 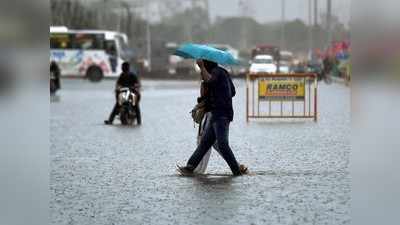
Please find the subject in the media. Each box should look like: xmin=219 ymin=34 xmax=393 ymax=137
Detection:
xmin=258 ymin=79 xmax=305 ymax=101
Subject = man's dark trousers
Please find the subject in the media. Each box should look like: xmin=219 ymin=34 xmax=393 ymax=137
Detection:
xmin=187 ymin=115 xmax=241 ymax=175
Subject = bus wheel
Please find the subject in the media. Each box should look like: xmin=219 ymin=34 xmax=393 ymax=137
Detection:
xmin=87 ymin=66 xmax=103 ymax=82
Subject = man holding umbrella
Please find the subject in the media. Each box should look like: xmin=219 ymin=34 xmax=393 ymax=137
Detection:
xmin=175 ymin=44 xmax=247 ymax=176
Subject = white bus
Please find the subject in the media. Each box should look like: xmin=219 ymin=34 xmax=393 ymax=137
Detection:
xmin=50 ymin=26 xmax=133 ymax=81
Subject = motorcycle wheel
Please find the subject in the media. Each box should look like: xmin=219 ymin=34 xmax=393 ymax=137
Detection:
xmin=120 ymin=109 xmax=135 ymax=125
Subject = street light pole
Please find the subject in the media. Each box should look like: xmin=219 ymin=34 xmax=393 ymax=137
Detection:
xmin=98 ymin=0 xmax=107 ymax=29
xmin=145 ymin=1 xmax=152 ymax=72
xmin=327 ymin=0 xmax=332 ymax=45
xmin=314 ymin=0 xmax=318 ymax=26
xmin=280 ymin=0 xmax=286 ymax=50
xmin=238 ymin=0 xmax=248 ymax=50
xmin=308 ymin=0 xmax=313 ymax=59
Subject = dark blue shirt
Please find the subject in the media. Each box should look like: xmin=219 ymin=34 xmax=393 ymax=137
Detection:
xmin=117 ymin=72 xmax=140 ymax=88
xmin=204 ymin=66 xmax=236 ymax=121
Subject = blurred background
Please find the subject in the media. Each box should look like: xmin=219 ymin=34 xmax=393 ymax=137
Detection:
xmin=50 ymin=0 xmax=350 ymax=80
xmin=2 ymin=0 xmax=400 ymax=225
xmin=47 ymin=2 xmax=353 ymax=225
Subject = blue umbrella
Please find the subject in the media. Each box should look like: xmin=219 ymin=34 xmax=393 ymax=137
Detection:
xmin=174 ymin=43 xmax=238 ymax=65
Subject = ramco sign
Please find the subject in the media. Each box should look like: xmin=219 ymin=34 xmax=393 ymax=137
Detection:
xmin=258 ymin=79 xmax=305 ymax=101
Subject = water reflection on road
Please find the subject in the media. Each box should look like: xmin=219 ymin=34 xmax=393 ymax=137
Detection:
xmin=51 ymin=78 xmax=350 ymax=225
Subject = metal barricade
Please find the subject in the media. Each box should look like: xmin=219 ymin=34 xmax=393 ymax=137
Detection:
xmin=246 ymin=73 xmax=318 ymax=122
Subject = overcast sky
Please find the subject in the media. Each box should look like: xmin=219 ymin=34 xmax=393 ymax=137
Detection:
xmin=83 ymin=0 xmax=351 ymax=25
xmin=208 ymin=0 xmax=350 ymax=25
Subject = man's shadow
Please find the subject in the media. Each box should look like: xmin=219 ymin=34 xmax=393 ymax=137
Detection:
xmin=192 ymin=174 xmax=236 ymax=187
xmin=189 ymin=175 xmax=239 ymax=209
xmin=50 ymin=94 xmax=60 ymax=102
xmin=112 ymin=124 xmax=141 ymax=129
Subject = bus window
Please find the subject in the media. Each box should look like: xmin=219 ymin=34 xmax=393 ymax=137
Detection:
xmin=73 ymin=33 xmax=104 ymax=50
xmin=50 ymin=33 xmax=72 ymax=49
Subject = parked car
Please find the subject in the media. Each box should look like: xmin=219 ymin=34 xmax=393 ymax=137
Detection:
xmin=249 ymin=55 xmax=277 ymax=73
xmin=278 ymin=61 xmax=291 ymax=73
xmin=278 ymin=51 xmax=294 ymax=73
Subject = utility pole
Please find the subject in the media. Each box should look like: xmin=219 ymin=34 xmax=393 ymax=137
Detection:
xmin=117 ymin=3 xmax=123 ymax=32
xmin=204 ymin=0 xmax=211 ymax=42
xmin=327 ymin=0 xmax=332 ymax=45
xmin=280 ymin=0 xmax=286 ymax=50
xmin=308 ymin=0 xmax=313 ymax=58
xmin=145 ymin=1 xmax=152 ymax=72
xmin=183 ymin=0 xmax=194 ymax=42
xmin=204 ymin=0 xmax=210 ymax=28
xmin=238 ymin=0 xmax=249 ymax=50
xmin=120 ymin=1 xmax=131 ymax=34
xmin=97 ymin=0 xmax=108 ymax=29
xmin=190 ymin=0 xmax=209 ymax=41
xmin=314 ymin=0 xmax=318 ymax=26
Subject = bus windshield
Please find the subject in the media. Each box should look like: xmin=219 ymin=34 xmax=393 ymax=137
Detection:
xmin=116 ymin=35 xmax=129 ymax=50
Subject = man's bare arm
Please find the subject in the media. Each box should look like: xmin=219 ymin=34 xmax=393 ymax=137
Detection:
xmin=115 ymin=77 xmax=121 ymax=91
xmin=197 ymin=60 xmax=212 ymax=82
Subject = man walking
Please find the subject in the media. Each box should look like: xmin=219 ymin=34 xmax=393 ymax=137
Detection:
xmin=178 ymin=60 xmax=245 ymax=176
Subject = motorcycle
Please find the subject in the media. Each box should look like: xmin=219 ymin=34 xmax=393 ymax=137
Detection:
xmin=117 ymin=87 xmax=140 ymax=125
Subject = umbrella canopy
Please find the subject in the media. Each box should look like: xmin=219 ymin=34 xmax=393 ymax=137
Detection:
xmin=174 ymin=43 xmax=238 ymax=65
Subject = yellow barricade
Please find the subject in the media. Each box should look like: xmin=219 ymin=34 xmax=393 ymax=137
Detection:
xmin=246 ymin=73 xmax=318 ymax=122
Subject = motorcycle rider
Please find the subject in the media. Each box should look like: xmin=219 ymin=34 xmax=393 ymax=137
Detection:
xmin=104 ymin=62 xmax=141 ymax=125
xmin=50 ymin=61 xmax=61 ymax=93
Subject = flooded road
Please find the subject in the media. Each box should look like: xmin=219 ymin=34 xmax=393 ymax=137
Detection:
xmin=51 ymin=78 xmax=350 ymax=225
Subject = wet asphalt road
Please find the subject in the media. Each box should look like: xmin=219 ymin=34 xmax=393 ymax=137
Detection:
xmin=50 ymin=78 xmax=350 ymax=225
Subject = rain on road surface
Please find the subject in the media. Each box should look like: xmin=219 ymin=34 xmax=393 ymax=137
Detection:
xmin=51 ymin=78 xmax=350 ymax=225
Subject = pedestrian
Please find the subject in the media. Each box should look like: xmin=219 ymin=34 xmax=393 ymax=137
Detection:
xmin=193 ymin=82 xmax=216 ymax=174
xmin=178 ymin=59 xmax=247 ymax=176
xmin=106 ymin=44 xmax=118 ymax=73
